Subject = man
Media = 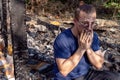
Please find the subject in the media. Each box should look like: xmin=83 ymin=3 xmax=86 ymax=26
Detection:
xmin=53 ymin=4 xmax=120 ymax=80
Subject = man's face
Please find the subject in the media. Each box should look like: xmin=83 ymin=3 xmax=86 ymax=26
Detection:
xmin=75 ymin=11 xmax=97 ymax=34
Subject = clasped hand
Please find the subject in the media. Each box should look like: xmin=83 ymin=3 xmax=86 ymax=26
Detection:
xmin=78 ymin=30 xmax=93 ymax=50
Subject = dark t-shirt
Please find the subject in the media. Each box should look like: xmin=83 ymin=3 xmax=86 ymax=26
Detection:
xmin=53 ymin=28 xmax=100 ymax=80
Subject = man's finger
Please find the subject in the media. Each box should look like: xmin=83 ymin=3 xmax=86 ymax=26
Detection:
xmin=86 ymin=34 xmax=90 ymax=43
xmin=80 ymin=30 xmax=84 ymax=40
xmin=84 ymin=32 xmax=89 ymax=41
xmin=83 ymin=32 xmax=88 ymax=41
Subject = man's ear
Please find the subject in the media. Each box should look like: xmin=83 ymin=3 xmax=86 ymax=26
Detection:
xmin=73 ymin=19 xmax=77 ymax=26
xmin=74 ymin=19 xmax=79 ymax=28
xmin=74 ymin=19 xmax=78 ymax=24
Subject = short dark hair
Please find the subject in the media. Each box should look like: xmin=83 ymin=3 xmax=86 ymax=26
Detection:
xmin=74 ymin=4 xmax=96 ymax=20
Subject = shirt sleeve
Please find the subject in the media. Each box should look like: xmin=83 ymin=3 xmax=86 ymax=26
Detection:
xmin=91 ymin=32 xmax=100 ymax=51
xmin=53 ymin=34 xmax=71 ymax=59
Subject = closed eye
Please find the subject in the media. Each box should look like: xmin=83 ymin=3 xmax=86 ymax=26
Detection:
xmin=81 ymin=21 xmax=89 ymax=26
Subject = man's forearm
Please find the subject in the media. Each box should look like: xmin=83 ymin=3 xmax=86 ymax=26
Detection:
xmin=58 ymin=48 xmax=85 ymax=76
xmin=86 ymin=48 xmax=104 ymax=69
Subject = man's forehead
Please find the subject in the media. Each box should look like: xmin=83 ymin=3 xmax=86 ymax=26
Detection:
xmin=79 ymin=11 xmax=96 ymax=19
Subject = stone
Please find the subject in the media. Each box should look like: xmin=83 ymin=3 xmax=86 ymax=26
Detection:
xmin=35 ymin=25 xmax=47 ymax=32
xmin=25 ymin=16 xmax=31 ymax=22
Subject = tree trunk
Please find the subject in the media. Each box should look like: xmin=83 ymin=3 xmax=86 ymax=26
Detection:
xmin=10 ymin=0 xmax=29 ymax=79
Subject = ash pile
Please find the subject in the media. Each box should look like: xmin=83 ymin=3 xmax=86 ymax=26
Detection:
xmin=26 ymin=16 xmax=63 ymax=79
xmin=26 ymin=15 xmax=120 ymax=79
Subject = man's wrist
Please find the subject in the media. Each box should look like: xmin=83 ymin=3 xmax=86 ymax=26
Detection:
xmin=77 ymin=47 xmax=86 ymax=53
xmin=87 ymin=48 xmax=91 ymax=53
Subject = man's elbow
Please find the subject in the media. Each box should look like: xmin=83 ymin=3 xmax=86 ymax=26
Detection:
xmin=96 ymin=59 xmax=104 ymax=69
xmin=60 ymin=70 xmax=69 ymax=77
xmin=95 ymin=64 xmax=103 ymax=69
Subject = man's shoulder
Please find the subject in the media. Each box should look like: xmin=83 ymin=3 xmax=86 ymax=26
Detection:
xmin=54 ymin=28 xmax=73 ymax=47
xmin=55 ymin=29 xmax=71 ymax=41
xmin=93 ymin=32 xmax=99 ymax=38
xmin=92 ymin=32 xmax=100 ymax=51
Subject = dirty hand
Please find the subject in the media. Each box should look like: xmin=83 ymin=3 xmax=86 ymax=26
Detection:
xmin=86 ymin=30 xmax=93 ymax=49
xmin=78 ymin=30 xmax=93 ymax=50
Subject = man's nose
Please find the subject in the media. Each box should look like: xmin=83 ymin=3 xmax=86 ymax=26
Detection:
xmin=88 ymin=23 xmax=92 ymax=30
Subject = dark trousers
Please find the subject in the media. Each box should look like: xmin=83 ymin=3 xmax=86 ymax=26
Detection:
xmin=74 ymin=69 xmax=120 ymax=80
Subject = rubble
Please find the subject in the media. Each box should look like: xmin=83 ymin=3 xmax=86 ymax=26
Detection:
xmin=26 ymin=14 xmax=120 ymax=79
xmin=0 ymin=14 xmax=119 ymax=79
